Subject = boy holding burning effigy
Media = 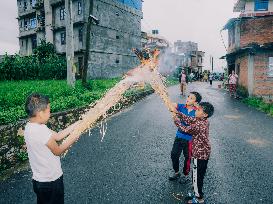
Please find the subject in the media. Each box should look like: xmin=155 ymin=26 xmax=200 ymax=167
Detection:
xmin=174 ymin=102 xmax=214 ymax=204
xmin=24 ymin=93 xmax=80 ymax=204
xmin=169 ymin=92 xmax=202 ymax=182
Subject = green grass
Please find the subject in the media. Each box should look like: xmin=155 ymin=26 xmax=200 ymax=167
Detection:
xmin=242 ymin=97 xmax=273 ymax=116
xmin=0 ymin=79 xmax=120 ymax=125
xmin=0 ymin=77 xmax=179 ymax=125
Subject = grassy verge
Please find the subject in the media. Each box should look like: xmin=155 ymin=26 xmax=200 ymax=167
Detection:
xmin=242 ymin=97 xmax=273 ymax=116
xmin=0 ymin=79 xmax=120 ymax=125
xmin=0 ymin=77 xmax=179 ymax=126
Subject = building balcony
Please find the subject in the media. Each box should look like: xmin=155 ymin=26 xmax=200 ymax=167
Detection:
xmin=33 ymin=0 xmax=44 ymax=9
xmin=50 ymin=0 xmax=64 ymax=7
xmin=19 ymin=28 xmax=36 ymax=38
xmin=18 ymin=8 xmax=36 ymax=18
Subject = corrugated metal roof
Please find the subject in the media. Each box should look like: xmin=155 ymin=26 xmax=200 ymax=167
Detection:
xmin=222 ymin=18 xmax=240 ymax=30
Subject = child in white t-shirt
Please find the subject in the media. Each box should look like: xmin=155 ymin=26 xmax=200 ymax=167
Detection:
xmin=24 ymin=93 xmax=80 ymax=204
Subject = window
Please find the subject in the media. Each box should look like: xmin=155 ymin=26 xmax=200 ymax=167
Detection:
xmin=268 ymin=57 xmax=273 ymax=77
xmin=31 ymin=0 xmax=37 ymax=7
xmin=255 ymin=0 xmax=269 ymax=11
xmin=19 ymin=0 xmax=22 ymax=8
xmin=116 ymin=35 xmax=120 ymax=39
xmin=60 ymin=7 xmax=65 ymax=20
xmin=24 ymin=19 xmax=28 ymax=30
xmin=31 ymin=36 xmax=37 ymax=49
xmin=79 ymin=27 xmax=83 ymax=42
xmin=30 ymin=18 xmax=37 ymax=29
xmin=20 ymin=20 xmax=23 ymax=28
xmin=24 ymin=1 xmax=27 ymax=10
xmin=78 ymin=1 xmax=82 ymax=15
xmin=21 ymin=40 xmax=24 ymax=47
xmin=61 ymin=32 xmax=66 ymax=45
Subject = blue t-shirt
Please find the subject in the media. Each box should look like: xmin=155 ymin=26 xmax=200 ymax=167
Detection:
xmin=176 ymin=104 xmax=196 ymax=141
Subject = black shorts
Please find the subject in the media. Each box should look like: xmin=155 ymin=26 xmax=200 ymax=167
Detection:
xmin=32 ymin=175 xmax=64 ymax=204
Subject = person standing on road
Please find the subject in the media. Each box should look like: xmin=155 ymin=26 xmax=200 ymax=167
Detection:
xmin=180 ymin=70 xmax=188 ymax=96
xmin=169 ymin=92 xmax=202 ymax=182
xmin=228 ymin=70 xmax=238 ymax=98
xmin=209 ymin=73 xmax=213 ymax=86
xmin=24 ymin=93 xmax=80 ymax=204
xmin=174 ymin=102 xmax=214 ymax=204
xmin=203 ymin=73 xmax=208 ymax=82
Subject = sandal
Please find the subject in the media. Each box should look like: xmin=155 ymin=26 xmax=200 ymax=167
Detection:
xmin=187 ymin=196 xmax=205 ymax=204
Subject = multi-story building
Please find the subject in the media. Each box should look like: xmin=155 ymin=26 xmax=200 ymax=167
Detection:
xmin=16 ymin=0 xmax=143 ymax=78
xmin=222 ymin=0 xmax=273 ymax=100
xmin=173 ymin=40 xmax=205 ymax=77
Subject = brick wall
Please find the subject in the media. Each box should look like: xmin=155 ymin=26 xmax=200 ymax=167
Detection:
xmin=240 ymin=16 xmax=273 ymax=48
xmin=236 ymin=54 xmax=249 ymax=88
xmin=253 ymin=51 xmax=273 ymax=101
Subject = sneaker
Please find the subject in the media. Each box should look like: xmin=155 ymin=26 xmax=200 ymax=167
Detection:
xmin=169 ymin=172 xmax=181 ymax=181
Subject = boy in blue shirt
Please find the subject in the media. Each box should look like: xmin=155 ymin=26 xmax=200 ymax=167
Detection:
xmin=169 ymin=92 xmax=202 ymax=181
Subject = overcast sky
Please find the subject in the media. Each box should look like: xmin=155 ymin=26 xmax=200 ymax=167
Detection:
xmin=142 ymin=0 xmax=239 ymax=71
xmin=0 ymin=0 xmax=239 ymax=71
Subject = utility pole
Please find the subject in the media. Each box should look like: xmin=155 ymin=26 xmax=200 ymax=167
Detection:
xmin=82 ymin=0 xmax=94 ymax=86
xmin=210 ymin=55 xmax=214 ymax=73
xmin=65 ymin=0 xmax=75 ymax=87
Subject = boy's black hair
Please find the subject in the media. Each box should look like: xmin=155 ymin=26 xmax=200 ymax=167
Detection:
xmin=190 ymin=92 xmax=202 ymax=103
xmin=199 ymin=102 xmax=214 ymax=118
xmin=25 ymin=93 xmax=50 ymax=117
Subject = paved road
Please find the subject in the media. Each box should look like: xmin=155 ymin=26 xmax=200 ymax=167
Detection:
xmin=1 ymin=82 xmax=273 ymax=204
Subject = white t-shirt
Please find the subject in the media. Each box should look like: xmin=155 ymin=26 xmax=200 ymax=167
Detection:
xmin=24 ymin=122 xmax=63 ymax=182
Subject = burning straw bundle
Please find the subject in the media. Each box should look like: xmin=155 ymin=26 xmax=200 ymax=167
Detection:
xmin=62 ymin=48 xmax=176 ymax=151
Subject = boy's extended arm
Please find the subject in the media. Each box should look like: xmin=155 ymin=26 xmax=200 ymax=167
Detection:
xmin=174 ymin=119 xmax=198 ymax=135
xmin=51 ymin=122 xmax=79 ymax=141
xmin=176 ymin=111 xmax=196 ymax=125
xmin=47 ymin=121 xmax=81 ymax=156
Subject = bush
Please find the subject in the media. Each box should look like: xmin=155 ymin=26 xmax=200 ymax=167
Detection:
xmin=0 ymin=41 xmax=66 ymax=81
xmin=242 ymin=97 xmax=273 ymax=116
xmin=236 ymin=85 xmax=249 ymax=99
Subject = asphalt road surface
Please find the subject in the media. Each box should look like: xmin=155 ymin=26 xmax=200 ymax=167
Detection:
xmin=1 ymin=82 xmax=273 ymax=204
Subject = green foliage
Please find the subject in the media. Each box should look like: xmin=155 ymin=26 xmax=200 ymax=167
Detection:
xmin=0 ymin=79 xmax=119 ymax=125
xmin=236 ymin=85 xmax=249 ymax=99
xmin=16 ymin=151 xmax=28 ymax=162
xmin=242 ymin=97 xmax=273 ymax=116
xmin=0 ymin=42 xmax=66 ymax=81
xmin=166 ymin=76 xmax=179 ymax=86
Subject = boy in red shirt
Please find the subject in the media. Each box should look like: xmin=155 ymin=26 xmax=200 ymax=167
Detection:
xmin=174 ymin=102 xmax=214 ymax=204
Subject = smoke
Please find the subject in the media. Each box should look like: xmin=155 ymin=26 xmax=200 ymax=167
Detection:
xmin=158 ymin=48 xmax=176 ymax=76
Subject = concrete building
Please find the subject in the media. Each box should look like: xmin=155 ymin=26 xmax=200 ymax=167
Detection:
xmin=16 ymin=0 xmax=143 ymax=78
xmin=173 ymin=40 xmax=205 ymax=77
xmin=222 ymin=0 xmax=273 ymax=101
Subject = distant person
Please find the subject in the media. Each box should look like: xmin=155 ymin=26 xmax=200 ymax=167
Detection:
xmin=174 ymin=102 xmax=214 ymax=204
xmin=228 ymin=70 xmax=238 ymax=98
xmin=209 ymin=73 xmax=213 ymax=86
xmin=190 ymin=73 xmax=194 ymax=83
xmin=203 ymin=73 xmax=208 ymax=82
xmin=180 ymin=70 xmax=188 ymax=96
xmin=169 ymin=92 xmax=202 ymax=182
xmin=24 ymin=93 xmax=80 ymax=204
